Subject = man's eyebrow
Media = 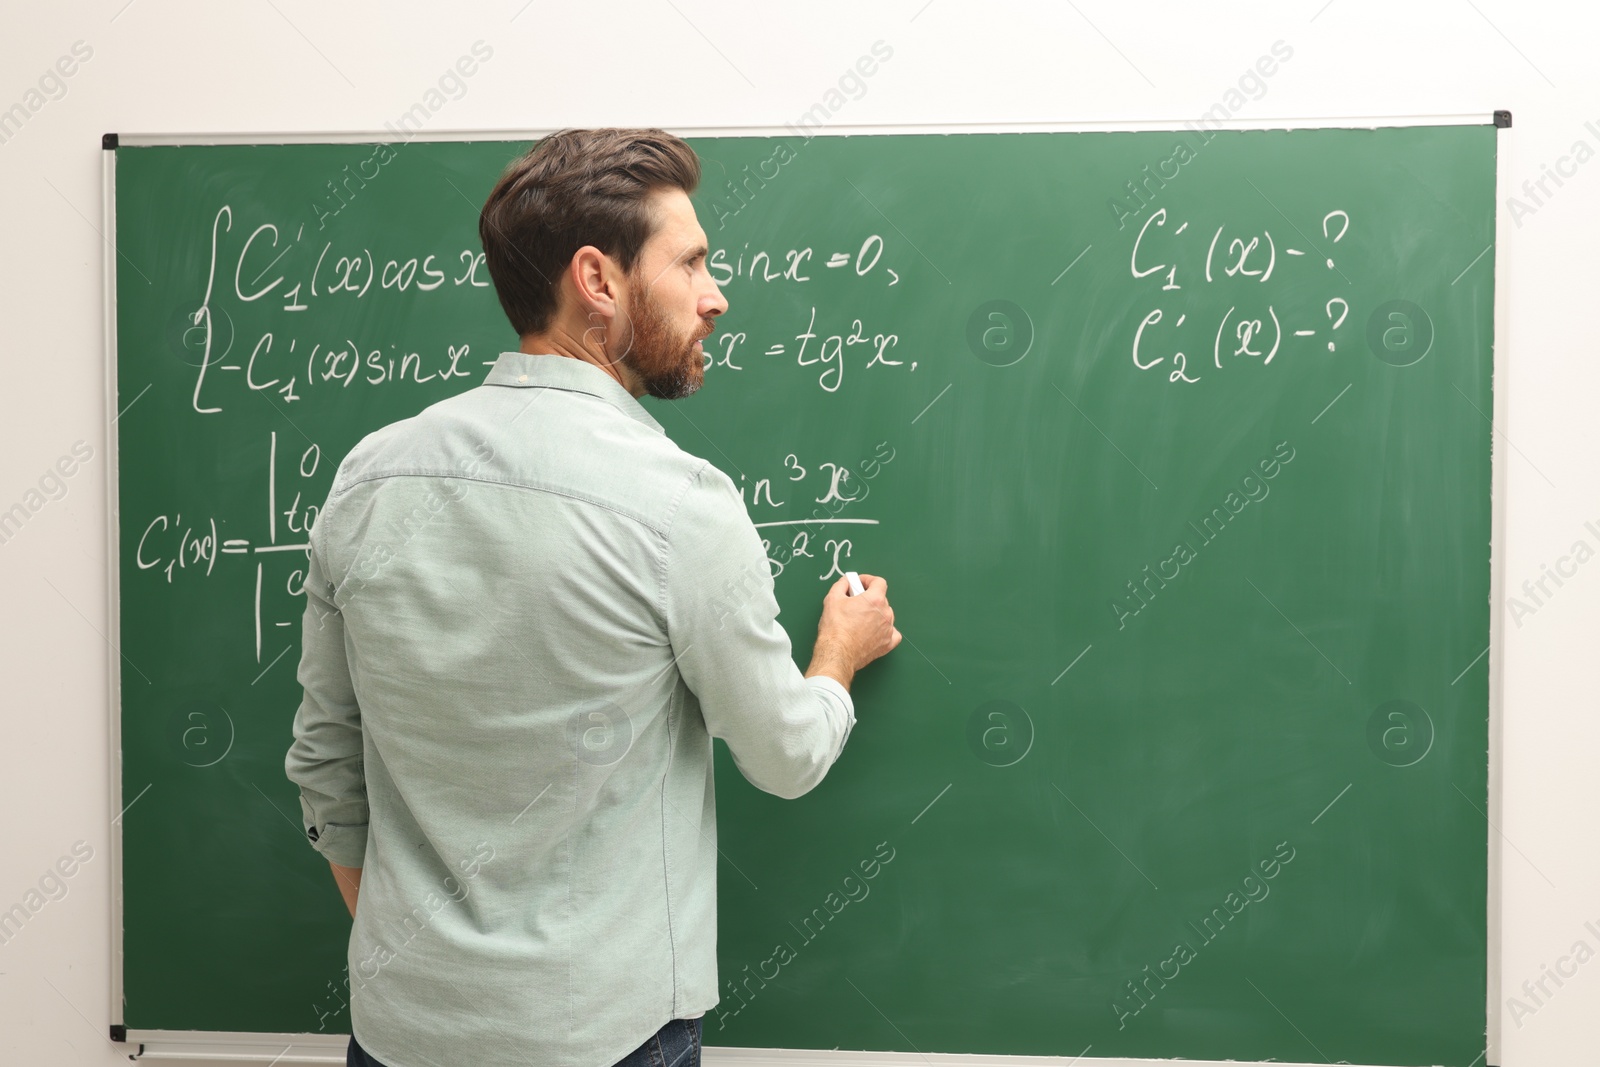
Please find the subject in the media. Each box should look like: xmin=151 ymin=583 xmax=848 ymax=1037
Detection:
xmin=681 ymin=244 xmax=708 ymax=262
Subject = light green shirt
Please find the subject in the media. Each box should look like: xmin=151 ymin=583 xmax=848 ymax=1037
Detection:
xmin=284 ymin=351 xmax=856 ymax=1067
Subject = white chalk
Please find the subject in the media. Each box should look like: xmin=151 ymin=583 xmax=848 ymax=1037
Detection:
xmin=845 ymin=571 xmax=865 ymax=596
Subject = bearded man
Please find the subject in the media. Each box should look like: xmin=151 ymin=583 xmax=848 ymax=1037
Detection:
xmin=284 ymin=128 xmax=900 ymax=1067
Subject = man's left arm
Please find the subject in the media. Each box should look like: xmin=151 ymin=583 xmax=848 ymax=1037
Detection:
xmin=284 ymin=524 xmax=369 ymax=917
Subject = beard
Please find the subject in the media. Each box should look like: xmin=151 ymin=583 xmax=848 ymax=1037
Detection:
xmin=618 ymin=287 xmax=707 ymax=401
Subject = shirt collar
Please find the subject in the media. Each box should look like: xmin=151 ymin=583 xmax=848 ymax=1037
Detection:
xmin=482 ymin=352 xmax=664 ymax=435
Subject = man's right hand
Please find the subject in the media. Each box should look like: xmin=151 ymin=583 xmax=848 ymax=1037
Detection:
xmin=805 ymin=573 xmax=901 ymax=690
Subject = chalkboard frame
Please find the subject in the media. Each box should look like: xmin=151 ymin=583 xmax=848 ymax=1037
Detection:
xmin=100 ymin=114 xmax=1510 ymax=1065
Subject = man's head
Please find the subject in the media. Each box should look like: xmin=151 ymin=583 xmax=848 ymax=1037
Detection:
xmin=479 ymin=128 xmax=727 ymax=399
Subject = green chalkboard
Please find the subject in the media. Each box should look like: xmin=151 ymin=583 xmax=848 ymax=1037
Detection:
xmin=110 ymin=123 xmax=1496 ymax=1065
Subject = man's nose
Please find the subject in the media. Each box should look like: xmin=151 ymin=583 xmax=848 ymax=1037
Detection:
xmin=703 ymin=289 xmax=728 ymax=317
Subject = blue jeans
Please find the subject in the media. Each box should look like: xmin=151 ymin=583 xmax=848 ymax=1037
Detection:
xmin=348 ymin=1016 xmax=703 ymax=1067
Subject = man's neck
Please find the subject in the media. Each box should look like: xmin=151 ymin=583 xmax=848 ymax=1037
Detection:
xmin=518 ymin=327 xmax=644 ymax=397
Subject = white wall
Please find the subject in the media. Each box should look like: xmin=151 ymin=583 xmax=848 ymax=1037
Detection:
xmin=0 ymin=1 xmax=1593 ymax=1064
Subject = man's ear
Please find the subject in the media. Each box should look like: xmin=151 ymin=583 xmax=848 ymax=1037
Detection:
xmin=570 ymin=245 xmax=620 ymax=317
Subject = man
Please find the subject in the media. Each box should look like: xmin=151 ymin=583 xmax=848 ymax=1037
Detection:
xmin=284 ymin=127 xmax=900 ymax=1067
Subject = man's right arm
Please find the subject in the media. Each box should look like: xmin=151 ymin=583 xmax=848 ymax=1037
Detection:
xmin=663 ymin=463 xmax=899 ymax=799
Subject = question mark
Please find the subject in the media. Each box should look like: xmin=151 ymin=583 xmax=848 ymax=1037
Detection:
xmin=1322 ymin=210 xmax=1349 ymax=270
xmin=1324 ymin=298 xmax=1349 ymax=352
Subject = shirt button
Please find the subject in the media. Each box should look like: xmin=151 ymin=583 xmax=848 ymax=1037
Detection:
xmin=518 ymin=374 xmax=528 ymax=383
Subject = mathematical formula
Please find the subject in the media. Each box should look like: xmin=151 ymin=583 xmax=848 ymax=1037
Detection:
xmin=1126 ymin=206 xmax=1353 ymax=385
xmin=177 ymin=206 xmax=912 ymax=410
xmin=184 ymin=322 xmax=483 ymax=412
xmin=706 ymin=306 xmax=911 ymax=393
xmin=741 ymin=443 xmax=896 ymax=582
xmin=137 ymin=197 xmax=914 ymax=643
xmin=135 ymin=432 xmax=321 ymax=664
xmin=709 ymin=234 xmax=900 ymax=287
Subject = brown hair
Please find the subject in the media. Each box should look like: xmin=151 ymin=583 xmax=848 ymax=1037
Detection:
xmin=478 ymin=128 xmax=701 ymax=336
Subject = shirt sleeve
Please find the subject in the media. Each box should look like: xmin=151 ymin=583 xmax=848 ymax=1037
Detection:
xmin=663 ymin=461 xmax=856 ymax=800
xmin=283 ymin=519 xmax=369 ymax=868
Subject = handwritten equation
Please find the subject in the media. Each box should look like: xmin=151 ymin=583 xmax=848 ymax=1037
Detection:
xmin=1126 ymin=206 xmax=1352 ymax=385
xmin=133 ymin=193 xmax=922 ymax=649
xmin=135 ymin=431 xmax=321 ymax=663
xmin=706 ymin=307 xmax=910 ymax=393
xmin=178 ymin=206 xmax=917 ymax=412
xmin=740 ymin=443 xmax=896 ymax=582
